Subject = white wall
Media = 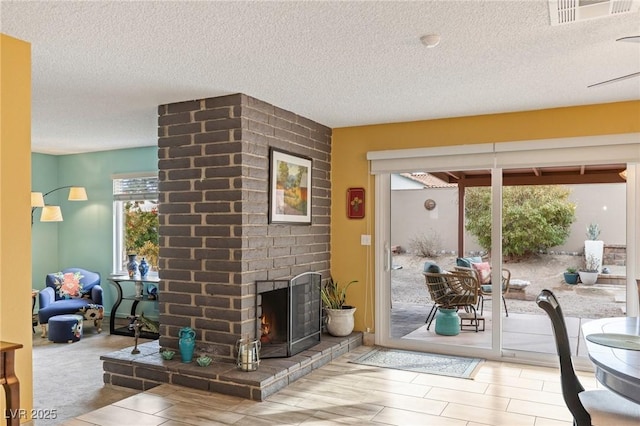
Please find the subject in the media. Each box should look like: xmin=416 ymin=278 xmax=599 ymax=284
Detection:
xmin=565 ymin=183 xmax=625 ymax=251
xmin=391 ymin=183 xmax=626 ymax=255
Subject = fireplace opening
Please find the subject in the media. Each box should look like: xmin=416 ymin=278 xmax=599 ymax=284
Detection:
xmin=259 ymin=288 xmax=287 ymax=346
xmin=256 ymin=272 xmax=321 ymax=358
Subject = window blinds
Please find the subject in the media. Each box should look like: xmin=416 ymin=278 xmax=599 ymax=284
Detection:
xmin=113 ymin=175 xmax=158 ymax=201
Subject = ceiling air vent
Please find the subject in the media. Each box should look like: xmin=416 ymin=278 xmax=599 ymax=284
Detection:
xmin=549 ymin=0 xmax=640 ymax=25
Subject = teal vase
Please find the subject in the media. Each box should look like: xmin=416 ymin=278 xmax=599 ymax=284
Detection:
xmin=434 ymin=308 xmax=460 ymax=336
xmin=178 ymin=327 xmax=196 ymax=363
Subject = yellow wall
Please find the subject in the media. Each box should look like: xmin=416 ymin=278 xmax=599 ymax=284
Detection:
xmin=0 ymin=34 xmax=33 ymax=420
xmin=331 ymin=101 xmax=640 ymax=332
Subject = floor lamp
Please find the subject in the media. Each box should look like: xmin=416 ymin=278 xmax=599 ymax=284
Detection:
xmin=31 ymin=186 xmax=88 ymax=225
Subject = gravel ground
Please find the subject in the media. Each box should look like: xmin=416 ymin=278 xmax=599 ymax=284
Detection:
xmin=391 ymin=253 xmax=627 ymax=318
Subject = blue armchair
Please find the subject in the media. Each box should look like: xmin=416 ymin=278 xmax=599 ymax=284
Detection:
xmin=38 ymin=267 xmax=104 ymax=338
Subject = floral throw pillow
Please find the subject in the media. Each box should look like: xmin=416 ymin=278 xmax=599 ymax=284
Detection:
xmin=53 ymin=271 xmax=84 ymax=299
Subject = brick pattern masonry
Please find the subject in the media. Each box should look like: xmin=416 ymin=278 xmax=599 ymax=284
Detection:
xmin=102 ymin=333 xmax=362 ymax=401
xmin=157 ymin=93 xmax=332 ymax=362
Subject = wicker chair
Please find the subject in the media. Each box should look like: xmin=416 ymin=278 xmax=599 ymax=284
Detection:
xmin=423 ymin=271 xmax=480 ymax=332
xmin=455 ymin=265 xmax=511 ymax=317
xmin=423 ymin=271 xmax=453 ymax=329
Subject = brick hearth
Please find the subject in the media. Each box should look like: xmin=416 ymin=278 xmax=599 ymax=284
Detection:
xmin=102 ymin=332 xmax=362 ymax=401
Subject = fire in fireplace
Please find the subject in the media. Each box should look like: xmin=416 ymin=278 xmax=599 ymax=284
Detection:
xmin=256 ymin=272 xmax=322 ymax=358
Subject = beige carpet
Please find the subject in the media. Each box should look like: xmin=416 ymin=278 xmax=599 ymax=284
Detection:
xmin=32 ymin=321 xmax=152 ymax=425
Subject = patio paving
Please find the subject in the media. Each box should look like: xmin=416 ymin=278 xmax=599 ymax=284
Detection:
xmin=390 ymin=302 xmax=609 ymax=359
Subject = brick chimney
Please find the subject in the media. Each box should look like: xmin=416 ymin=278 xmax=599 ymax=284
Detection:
xmin=157 ymin=94 xmax=332 ymax=361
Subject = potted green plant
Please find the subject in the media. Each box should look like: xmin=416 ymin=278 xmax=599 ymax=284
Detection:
xmin=563 ymin=267 xmax=579 ymax=285
xmin=578 ymin=254 xmax=600 ymax=285
xmin=320 ymin=278 xmax=358 ymax=336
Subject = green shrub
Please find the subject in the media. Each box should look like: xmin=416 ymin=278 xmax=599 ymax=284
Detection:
xmin=125 ymin=201 xmax=159 ymax=266
xmin=465 ymin=185 xmax=576 ymax=258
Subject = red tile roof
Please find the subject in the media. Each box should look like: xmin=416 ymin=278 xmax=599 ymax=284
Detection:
xmin=400 ymin=173 xmax=457 ymax=188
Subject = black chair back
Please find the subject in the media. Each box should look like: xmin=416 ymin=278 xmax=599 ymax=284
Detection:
xmin=536 ymin=289 xmax=591 ymax=426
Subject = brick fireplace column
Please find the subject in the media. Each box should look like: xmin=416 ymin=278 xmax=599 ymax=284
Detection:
xmin=157 ymin=94 xmax=332 ymax=361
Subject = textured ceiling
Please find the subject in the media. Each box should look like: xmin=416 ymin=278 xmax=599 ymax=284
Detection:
xmin=2 ymin=1 xmax=639 ymax=155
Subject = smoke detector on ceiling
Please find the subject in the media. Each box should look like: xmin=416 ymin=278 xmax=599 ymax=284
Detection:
xmin=549 ymin=0 xmax=640 ymax=25
xmin=420 ymin=34 xmax=441 ymax=48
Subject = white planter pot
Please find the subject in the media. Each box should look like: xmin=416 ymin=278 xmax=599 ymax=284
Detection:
xmin=584 ymin=240 xmax=604 ymax=272
xmin=324 ymin=307 xmax=356 ymax=337
xmin=579 ymin=270 xmax=599 ymax=285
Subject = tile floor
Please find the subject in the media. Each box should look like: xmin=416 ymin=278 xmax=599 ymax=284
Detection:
xmin=29 ymin=309 xmax=611 ymax=425
xmin=61 ymin=343 xmax=602 ymax=425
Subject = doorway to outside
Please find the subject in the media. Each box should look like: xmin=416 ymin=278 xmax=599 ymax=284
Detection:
xmin=369 ymin=134 xmax=640 ymax=365
xmin=388 ymin=170 xmax=627 ymax=360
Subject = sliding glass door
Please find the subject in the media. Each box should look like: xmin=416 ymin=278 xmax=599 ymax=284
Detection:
xmin=377 ymin=168 xmax=502 ymax=360
xmin=371 ymin=134 xmax=640 ymax=364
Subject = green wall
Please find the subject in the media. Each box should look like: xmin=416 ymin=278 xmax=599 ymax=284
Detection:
xmin=31 ymin=153 xmax=59 ymax=284
xmin=31 ymin=147 xmax=158 ymax=316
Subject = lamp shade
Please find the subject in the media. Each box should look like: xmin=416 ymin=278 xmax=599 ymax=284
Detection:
xmin=31 ymin=192 xmax=45 ymax=207
xmin=68 ymin=186 xmax=88 ymax=201
xmin=40 ymin=205 xmax=63 ymax=222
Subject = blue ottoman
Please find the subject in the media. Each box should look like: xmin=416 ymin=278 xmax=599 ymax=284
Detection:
xmin=48 ymin=314 xmax=83 ymax=343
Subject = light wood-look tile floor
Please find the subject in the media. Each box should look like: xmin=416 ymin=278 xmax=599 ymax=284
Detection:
xmin=63 ymin=345 xmax=602 ymax=426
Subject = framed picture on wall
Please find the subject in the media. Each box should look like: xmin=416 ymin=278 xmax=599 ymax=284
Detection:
xmin=269 ymin=148 xmax=312 ymax=224
xmin=347 ymin=187 xmax=365 ymax=219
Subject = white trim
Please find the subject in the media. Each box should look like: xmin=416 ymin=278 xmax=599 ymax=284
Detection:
xmin=113 ymin=200 xmax=124 ymax=274
xmin=491 ymin=168 xmax=503 ymax=356
xmin=373 ymin=132 xmax=640 ymax=361
xmin=367 ymin=133 xmax=640 ymax=174
xmin=368 ymin=144 xmax=494 ymax=174
xmin=374 ymin=173 xmax=391 ymax=346
xmin=367 ymin=143 xmax=494 ymax=160
xmin=494 ymin=133 xmax=640 ymax=152
xmin=627 ymin=164 xmax=639 ymax=316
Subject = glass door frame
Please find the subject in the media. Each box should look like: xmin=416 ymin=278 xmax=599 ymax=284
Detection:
xmin=374 ymin=171 xmax=504 ymax=361
xmin=371 ymin=134 xmax=640 ymax=364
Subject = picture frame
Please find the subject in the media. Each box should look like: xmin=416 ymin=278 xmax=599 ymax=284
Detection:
xmin=269 ymin=148 xmax=312 ymax=224
xmin=347 ymin=187 xmax=365 ymax=219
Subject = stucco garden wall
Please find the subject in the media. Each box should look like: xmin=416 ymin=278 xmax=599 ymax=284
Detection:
xmin=391 ymin=182 xmax=626 ymax=255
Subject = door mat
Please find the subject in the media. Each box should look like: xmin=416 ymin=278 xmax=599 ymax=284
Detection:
xmin=351 ymin=347 xmax=483 ymax=379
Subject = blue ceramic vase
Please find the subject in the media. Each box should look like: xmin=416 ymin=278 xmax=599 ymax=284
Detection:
xmin=138 ymin=257 xmax=149 ymax=278
xmin=178 ymin=327 xmax=196 ymax=363
xmin=126 ymin=254 xmax=138 ymax=278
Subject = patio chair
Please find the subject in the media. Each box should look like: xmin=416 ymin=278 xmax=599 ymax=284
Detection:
xmin=455 ymin=265 xmax=511 ymax=317
xmin=424 ymin=271 xmax=481 ymax=332
xmin=535 ymin=289 xmax=640 ymax=426
xmin=422 ymin=263 xmax=450 ymax=329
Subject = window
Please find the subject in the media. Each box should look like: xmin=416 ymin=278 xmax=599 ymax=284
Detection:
xmin=113 ymin=174 xmax=159 ymax=274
